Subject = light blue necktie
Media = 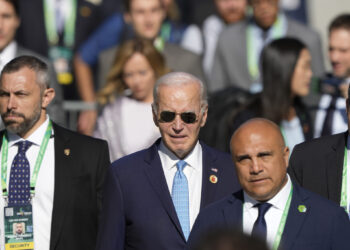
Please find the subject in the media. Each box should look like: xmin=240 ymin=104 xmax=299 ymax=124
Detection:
xmin=172 ymin=160 xmax=190 ymax=240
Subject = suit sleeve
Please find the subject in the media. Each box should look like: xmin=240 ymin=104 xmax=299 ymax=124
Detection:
xmin=96 ymin=166 xmax=125 ymax=250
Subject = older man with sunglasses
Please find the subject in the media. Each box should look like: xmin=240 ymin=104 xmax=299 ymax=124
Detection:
xmin=96 ymin=72 xmax=240 ymax=250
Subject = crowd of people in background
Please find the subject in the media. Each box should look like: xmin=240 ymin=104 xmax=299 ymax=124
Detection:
xmin=1 ymin=0 xmax=350 ymax=249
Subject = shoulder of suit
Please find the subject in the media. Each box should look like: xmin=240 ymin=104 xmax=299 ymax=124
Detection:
xmin=163 ymin=42 xmax=199 ymax=57
xmin=287 ymin=18 xmax=319 ymax=38
xmin=52 ymin=122 xmax=108 ymax=146
xmin=294 ymin=132 xmax=345 ymax=152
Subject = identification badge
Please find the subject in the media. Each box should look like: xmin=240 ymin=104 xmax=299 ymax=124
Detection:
xmin=49 ymin=46 xmax=74 ymax=85
xmin=4 ymin=205 xmax=34 ymax=250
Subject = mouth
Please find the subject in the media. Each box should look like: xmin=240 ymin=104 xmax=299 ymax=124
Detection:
xmin=249 ymin=178 xmax=268 ymax=184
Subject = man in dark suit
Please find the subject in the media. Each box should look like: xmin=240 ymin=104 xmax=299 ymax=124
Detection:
xmin=0 ymin=0 xmax=64 ymax=126
xmin=188 ymin=118 xmax=350 ymax=250
xmin=289 ymin=84 xmax=350 ymax=206
xmin=96 ymin=72 xmax=240 ymax=250
xmin=0 ymin=56 xmax=110 ymax=250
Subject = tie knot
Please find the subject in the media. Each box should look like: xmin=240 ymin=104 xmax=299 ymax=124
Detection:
xmin=16 ymin=140 xmax=32 ymax=154
xmin=176 ymin=160 xmax=187 ymax=172
xmin=255 ymin=202 xmax=272 ymax=217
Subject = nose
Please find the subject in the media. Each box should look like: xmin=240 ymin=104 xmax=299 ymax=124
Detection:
xmin=250 ymin=158 xmax=263 ymax=174
xmin=7 ymin=94 xmax=17 ymax=110
xmin=172 ymin=114 xmax=184 ymax=132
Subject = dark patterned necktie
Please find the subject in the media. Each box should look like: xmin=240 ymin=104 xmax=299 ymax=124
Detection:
xmin=8 ymin=141 xmax=32 ymax=206
xmin=251 ymin=203 xmax=272 ymax=240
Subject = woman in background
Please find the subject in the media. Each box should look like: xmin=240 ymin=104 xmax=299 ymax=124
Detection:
xmin=94 ymin=39 xmax=168 ymax=161
xmin=230 ymin=37 xmax=313 ymax=153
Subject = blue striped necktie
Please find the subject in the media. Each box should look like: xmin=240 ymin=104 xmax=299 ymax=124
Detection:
xmin=8 ymin=141 xmax=32 ymax=206
xmin=172 ymin=160 xmax=190 ymax=240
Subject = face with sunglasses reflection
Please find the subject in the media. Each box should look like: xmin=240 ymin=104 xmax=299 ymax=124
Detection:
xmin=153 ymin=82 xmax=208 ymax=159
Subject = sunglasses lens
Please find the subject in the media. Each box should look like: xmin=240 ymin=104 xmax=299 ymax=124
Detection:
xmin=181 ymin=112 xmax=197 ymax=124
xmin=160 ymin=111 xmax=176 ymax=122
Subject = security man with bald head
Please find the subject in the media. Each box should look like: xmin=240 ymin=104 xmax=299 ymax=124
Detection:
xmin=188 ymin=118 xmax=350 ymax=250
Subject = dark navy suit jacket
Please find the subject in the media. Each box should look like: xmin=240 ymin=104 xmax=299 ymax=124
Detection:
xmin=96 ymin=139 xmax=240 ymax=250
xmin=187 ymin=183 xmax=350 ymax=250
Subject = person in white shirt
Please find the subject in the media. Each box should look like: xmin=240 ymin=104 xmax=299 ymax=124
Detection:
xmin=0 ymin=55 xmax=110 ymax=250
xmin=188 ymin=118 xmax=350 ymax=250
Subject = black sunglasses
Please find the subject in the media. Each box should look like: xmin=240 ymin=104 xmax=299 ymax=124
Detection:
xmin=159 ymin=111 xmax=198 ymax=124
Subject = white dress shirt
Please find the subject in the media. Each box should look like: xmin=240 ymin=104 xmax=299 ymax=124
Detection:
xmin=158 ymin=140 xmax=202 ymax=229
xmin=243 ymin=175 xmax=292 ymax=248
xmin=0 ymin=41 xmax=17 ymax=72
xmin=0 ymin=117 xmax=55 ymax=250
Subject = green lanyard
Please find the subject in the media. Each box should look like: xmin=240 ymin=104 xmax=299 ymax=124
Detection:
xmin=340 ymin=148 xmax=348 ymax=212
xmin=43 ymin=0 xmax=77 ymax=47
xmin=272 ymin=184 xmax=293 ymax=250
xmin=244 ymin=183 xmax=293 ymax=250
xmin=1 ymin=121 xmax=53 ymax=198
xmin=246 ymin=14 xmax=284 ymax=81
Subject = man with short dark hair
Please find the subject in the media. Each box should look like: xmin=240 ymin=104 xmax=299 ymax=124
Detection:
xmin=188 ymin=118 xmax=350 ymax=250
xmin=96 ymin=72 xmax=239 ymax=250
xmin=0 ymin=56 xmax=110 ymax=250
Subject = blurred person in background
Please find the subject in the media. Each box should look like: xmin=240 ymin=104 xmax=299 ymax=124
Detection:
xmin=94 ymin=39 xmax=168 ymax=161
xmin=314 ymin=14 xmax=350 ymax=137
xmin=15 ymin=0 xmax=120 ymax=100
xmin=211 ymin=0 xmax=324 ymax=94
xmin=75 ymin=0 xmax=205 ymax=135
xmin=229 ymin=38 xmax=313 ymax=153
xmin=181 ymin=0 xmax=248 ymax=78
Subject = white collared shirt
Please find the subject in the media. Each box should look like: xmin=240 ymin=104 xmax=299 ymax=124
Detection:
xmin=0 ymin=41 xmax=17 ymax=72
xmin=0 ymin=117 xmax=55 ymax=250
xmin=158 ymin=140 xmax=203 ymax=229
xmin=243 ymin=175 xmax=292 ymax=248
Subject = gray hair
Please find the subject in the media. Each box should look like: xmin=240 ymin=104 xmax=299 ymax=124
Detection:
xmin=152 ymin=72 xmax=208 ymax=114
xmin=1 ymin=56 xmax=50 ymax=93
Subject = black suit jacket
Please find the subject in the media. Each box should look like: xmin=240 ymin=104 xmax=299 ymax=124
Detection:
xmin=0 ymin=123 xmax=110 ymax=250
xmin=188 ymin=183 xmax=350 ymax=250
xmin=96 ymin=139 xmax=240 ymax=250
xmin=289 ymin=132 xmax=347 ymax=204
xmin=16 ymin=0 xmax=120 ymax=56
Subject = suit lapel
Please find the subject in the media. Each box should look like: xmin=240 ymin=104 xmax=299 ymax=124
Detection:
xmin=143 ymin=141 xmax=185 ymax=241
xmin=50 ymin=123 xmax=75 ymax=250
xmin=222 ymin=191 xmax=244 ymax=229
xmin=279 ymin=184 xmax=308 ymax=250
xmin=326 ymin=132 xmax=347 ymax=204
xmin=200 ymin=143 xmax=222 ymax=208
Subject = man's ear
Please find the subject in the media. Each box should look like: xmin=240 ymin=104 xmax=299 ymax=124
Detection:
xmin=41 ymin=88 xmax=55 ymax=109
xmin=152 ymin=107 xmax=159 ymax=127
